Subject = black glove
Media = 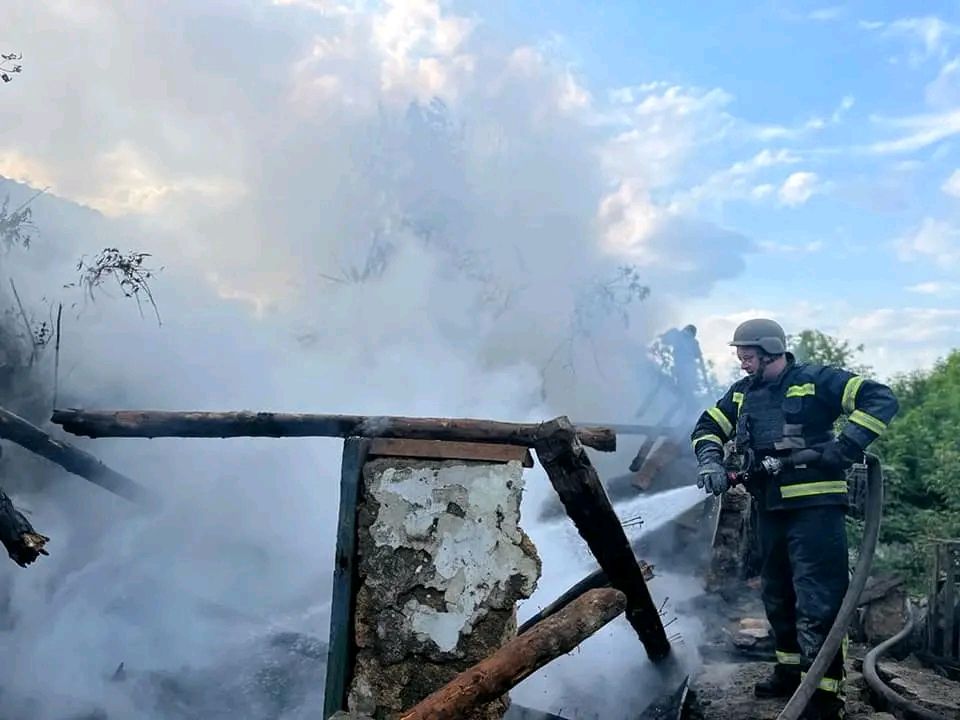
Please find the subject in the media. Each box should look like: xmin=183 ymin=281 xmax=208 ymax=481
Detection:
xmin=697 ymin=459 xmax=728 ymax=496
xmin=817 ymin=437 xmax=862 ymax=474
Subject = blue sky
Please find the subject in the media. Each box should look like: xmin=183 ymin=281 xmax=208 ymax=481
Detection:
xmin=459 ymin=0 xmax=960 ymax=379
xmin=2 ymin=0 xmax=958 ymax=385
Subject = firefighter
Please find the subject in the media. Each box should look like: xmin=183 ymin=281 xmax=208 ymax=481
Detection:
xmin=689 ymin=318 xmax=899 ymax=720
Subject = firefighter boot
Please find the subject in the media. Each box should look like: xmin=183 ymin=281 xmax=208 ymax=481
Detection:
xmin=799 ymin=689 xmax=845 ymax=720
xmin=753 ymin=663 xmax=801 ymax=698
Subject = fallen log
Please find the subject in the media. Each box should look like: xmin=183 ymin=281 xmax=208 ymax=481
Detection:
xmin=397 ymin=588 xmax=627 ymax=720
xmin=533 ymin=416 xmax=671 ymax=661
xmin=0 ymin=486 xmax=49 ymax=566
xmin=49 ymin=410 xmax=618 ymax=452
xmin=0 ymin=407 xmax=158 ymax=506
xmin=517 ymin=561 xmax=654 ymax=635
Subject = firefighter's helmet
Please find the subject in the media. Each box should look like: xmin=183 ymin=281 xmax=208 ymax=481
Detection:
xmin=729 ymin=318 xmax=786 ymax=355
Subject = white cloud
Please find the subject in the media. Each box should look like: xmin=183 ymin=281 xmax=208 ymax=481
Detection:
xmin=925 ymin=56 xmax=960 ymax=107
xmin=895 ymin=217 xmax=960 ymax=269
xmin=862 ymin=16 xmax=959 ymax=65
xmin=942 ymin=169 xmax=960 ymax=197
xmin=670 ymin=148 xmax=801 ymax=210
xmin=863 ymin=108 xmax=960 ymax=154
xmin=757 ymin=240 xmax=824 ymax=254
xmin=77 ymin=142 xmax=246 ymax=217
xmin=778 ymin=171 xmax=821 ymax=206
xmin=846 ymin=307 xmax=960 ymax=345
xmin=831 ymin=95 xmax=855 ymax=122
xmin=906 ymin=280 xmax=960 ymax=296
xmin=835 ymin=307 xmax=960 ymax=377
xmin=0 ymin=150 xmax=58 ymax=190
xmin=596 ymin=178 xmax=751 ymax=294
xmin=751 ymin=118 xmax=824 ymax=141
xmin=751 ymin=183 xmax=775 ymax=199
xmin=602 ymin=83 xmax=736 ymax=186
xmin=808 ymin=6 xmax=844 ymax=22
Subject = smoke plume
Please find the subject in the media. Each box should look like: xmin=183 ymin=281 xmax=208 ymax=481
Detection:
xmin=0 ymin=1 xmax=751 ymax=717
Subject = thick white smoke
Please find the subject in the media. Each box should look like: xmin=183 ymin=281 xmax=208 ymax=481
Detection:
xmin=0 ymin=1 xmax=752 ymax=717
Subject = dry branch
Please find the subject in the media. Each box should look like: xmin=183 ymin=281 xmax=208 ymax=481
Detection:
xmin=533 ymin=416 xmax=671 ymax=661
xmin=0 ymin=407 xmax=158 ymax=506
xmin=49 ymin=410 xmax=618 ymax=452
xmin=398 ymin=588 xmax=627 ymax=720
xmin=0 ymin=486 xmax=48 ymax=567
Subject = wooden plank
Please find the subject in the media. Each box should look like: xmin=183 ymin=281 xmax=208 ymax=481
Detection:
xmin=50 ymin=410 xmax=617 ymax=452
xmin=323 ymin=437 xmax=370 ymax=719
xmin=397 ymin=588 xmax=627 ymax=720
xmin=944 ymin=543 xmax=957 ymax=660
xmin=627 ymin=435 xmax=653 ymax=472
xmin=532 ymin=416 xmax=671 ymax=661
xmin=368 ymin=438 xmax=533 ymax=468
xmin=632 ymin=437 xmax=679 ymax=490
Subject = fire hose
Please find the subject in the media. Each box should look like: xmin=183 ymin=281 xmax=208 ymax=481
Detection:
xmin=776 ymin=452 xmax=884 ymax=720
xmin=862 ymin=601 xmax=952 ymax=720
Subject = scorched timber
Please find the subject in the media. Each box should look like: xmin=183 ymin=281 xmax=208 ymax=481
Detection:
xmin=0 ymin=407 xmax=158 ymax=507
xmin=0 ymin=487 xmax=49 ymax=567
xmin=397 ymin=588 xmax=627 ymax=720
xmin=533 ymin=416 xmax=671 ymax=661
xmin=49 ymin=410 xmax=618 ymax=452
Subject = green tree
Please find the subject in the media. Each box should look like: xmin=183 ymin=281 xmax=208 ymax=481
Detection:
xmin=870 ymin=351 xmax=960 ymax=590
xmin=787 ymin=329 xmax=871 ymax=375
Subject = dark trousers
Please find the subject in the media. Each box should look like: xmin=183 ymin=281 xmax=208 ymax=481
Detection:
xmin=757 ymin=505 xmax=849 ymax=693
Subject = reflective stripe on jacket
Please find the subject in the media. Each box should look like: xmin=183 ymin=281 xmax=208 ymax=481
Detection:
xmin=690 ymin=354 xmax=899 ymax=510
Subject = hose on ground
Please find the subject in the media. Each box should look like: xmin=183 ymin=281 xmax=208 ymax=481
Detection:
xmin=862 ymin=601 xmax=952 ymax=720
xmin=777 ymin=452 xmax=884 ymax=720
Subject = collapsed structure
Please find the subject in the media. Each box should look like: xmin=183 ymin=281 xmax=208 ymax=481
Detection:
xmin=47 ymin=409 xmax=674 ymax=719
xmin=0 ymin=403 xmax=956 ymax=719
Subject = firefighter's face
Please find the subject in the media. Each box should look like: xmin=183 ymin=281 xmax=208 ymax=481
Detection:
xmin=737 ymin=347 xmax=761 ymax=375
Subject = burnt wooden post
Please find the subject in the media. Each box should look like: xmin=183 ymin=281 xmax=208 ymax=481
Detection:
xmin=928 ymin=539 xmax=960 ymax=661
xmin=532 ymin=416 xmax=671 ymax=661
xmin=323 ymin=437 xmax=370 ymax=719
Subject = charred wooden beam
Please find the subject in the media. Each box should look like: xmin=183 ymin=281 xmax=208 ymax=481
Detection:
xmin=397 ymin=588 xmax=627 ymax=720
xmin=49 ymin=410 xmax=617 ymax=452
xmin=0 ymin=486 xmax=49 ymax=567
xmin=0 ymin=407 xmax=158 ymax=507
xmin=518 ymin=561 xmax=654 ymax=636
xmin=533 ymin=416 xmax=671 ymax=661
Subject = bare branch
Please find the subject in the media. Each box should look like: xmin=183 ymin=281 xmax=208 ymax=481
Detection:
xmin=0 ymin=52 xmax=23 ymax=84
xmin=65 ymin=248 xmax=164 ymax=326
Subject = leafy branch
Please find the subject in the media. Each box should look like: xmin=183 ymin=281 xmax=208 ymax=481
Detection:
xmin=1 ymin=53 xmax=22 ymax=84
xmin=0 ymin=191 xmax=43 ymax=251
xmin=65 ymin=248 xmax=164 ymax=325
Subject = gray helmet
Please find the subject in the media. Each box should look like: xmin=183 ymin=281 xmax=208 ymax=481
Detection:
xmin=729 ymin=318 xmax=786 ymax=355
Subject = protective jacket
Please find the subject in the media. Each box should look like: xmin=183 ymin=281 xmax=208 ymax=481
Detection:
xmin=690 ymin=353 xmax=899 ymax=511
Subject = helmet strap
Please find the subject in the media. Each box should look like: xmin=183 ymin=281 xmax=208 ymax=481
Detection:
xmin=750 ymin=350 xmax=775 ymax=382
